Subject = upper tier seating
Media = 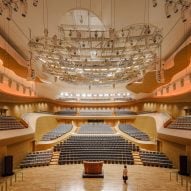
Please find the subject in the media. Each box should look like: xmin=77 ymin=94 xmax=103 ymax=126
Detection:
xmin=55 ymin=135 xmax=138 ymax=165
xmin=41 ymin=124 xmax=73 ymax=141
xmin=0 ymin=116 xmax=26 ymax=130
xmin=20 ymin=150 xmax=53 ymax=168
xmin=79 ymin=109 xmax=113 ymax=116
xmin=114 ymin=109 xmax=137 ymax=115
xmin=54 ymin=109 xmax=77 ymax=116
xmin=78 ymin=123 xmax=114 ymax=134
xmin=167 ymin=116 xmax=191 ymax=130
xmin=139 ymin=150 xmax=173 ymax=168
xmin=119 ymin=124 xmax=150 ymax=141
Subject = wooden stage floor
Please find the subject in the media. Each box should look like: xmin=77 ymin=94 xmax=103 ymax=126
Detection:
xmin=9 ymin=164 xmax=186 ymax=191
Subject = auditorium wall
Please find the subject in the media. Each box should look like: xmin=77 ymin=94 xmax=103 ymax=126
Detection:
xmin=159 ymin=139 xmax=186 ymax=169
xmin=142 ymin=102 xmax=190 ymax=118
xmin=35 ymin=116 xmax=58 ymax=141
xmin=0 ymin=146 xmax=7 ymax=176
xmin=0 ymin=102 xmax=51 ymax=117
xmin=7 ymin=139 xmax=33 ymax=170
xmin=0 ymin=138 xmax=33 ymax=177
xmin=134 ymin=116 xmax=157 ymax=141
xmin=0 ymin=98 xmax=190 ymax=119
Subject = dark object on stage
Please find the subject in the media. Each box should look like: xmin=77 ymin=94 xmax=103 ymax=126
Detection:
xmin=82 ymin=161 xmax=104 ymax=178
xmin=179 ymin=155 xmax=189 ymax=176
xmin=3 ymin=155 xmax=14 ymax=176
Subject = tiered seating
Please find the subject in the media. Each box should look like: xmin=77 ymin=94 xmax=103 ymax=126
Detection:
xmin=119 ymin=124 xmax=150 ymax=141
xmin=55 ymin=135 xmax=138 ymax=165
xmin=137 ymin=111 xmax=156 ymax=114
xmin=139 ymin=150 xmax=173 ymax=168
xmin=167 ymin=116 xmax=191 ymax=130
xmin=55 ymin=109 xmax=77 ymax=116
xmin=79 ymin=109 xmax=113 ymax=116
xmin=78 ymin=123 xmax=114 ymax=134
xmin=115 ymin=109 xmax=137 ymax=115
xmin=0 ymin=116 xmax=26 ymax=130
xmin=41 ymin=124 xmax=73 ymax=141
xmin=20 ymin=150 xmax=53 ymax=168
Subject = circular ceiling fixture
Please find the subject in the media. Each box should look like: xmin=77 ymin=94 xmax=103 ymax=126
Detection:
xmin=29 ymin=9 xmax=162 ymax=86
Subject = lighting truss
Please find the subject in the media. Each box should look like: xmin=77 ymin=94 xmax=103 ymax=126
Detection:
xmin=152 ymin=0 xmax=191 ymax=22
xmin=28 ymin=23 xmax=162 ymax=85
xmin=0 ymin=0 xmax=38 ymax=20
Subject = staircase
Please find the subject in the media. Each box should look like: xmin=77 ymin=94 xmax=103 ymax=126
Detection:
xmin=50 ymin=151 xmax=60 ymax=165
xmin=132 ymin=151 xmax=143 ymax=165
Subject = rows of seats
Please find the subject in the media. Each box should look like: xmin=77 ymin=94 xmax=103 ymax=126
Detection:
xmin=55 ymin=135 xmax=138 ymax=165
xmin=54 ymin=109 xmax=77 ymax=116
xmin=119 ymin=124 xmax=150 ymax=141
xmin=41 ymin=124 xmax=73 ymax=141
xmin=0 ymin=116 xmax=26 ymax=130
xmin=167 ymin=116 xmax=191 ymax=130
xmin=114 ymin=109 xmax=137 ymax=115
xmin=20 ymin=150 xmax=53 ymax=168
xmin=78 ymin=123 xmax=114 ymax=134
xmin=79 ymin=109 xmax=113 ymax=116
xmin=139 ymin=150 xmax=173 ymax=168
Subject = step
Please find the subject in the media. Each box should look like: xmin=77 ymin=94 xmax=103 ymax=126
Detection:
xmin=134 ymin=161 xmax=143 ymax=165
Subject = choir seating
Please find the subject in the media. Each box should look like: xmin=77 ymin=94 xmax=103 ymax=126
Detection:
xmin=0 ymin=116 xmax=26 ymax=130
xmin=41 ymin=124 xmax=73 ymax=141
xmin=167 ymin=116 xmax=191 ymax=130
xmin=115 ymin=109 xmax=137 ymax=115
xmin=119 ymin=124 xmax=150 ymax=141
xmin=139 ymin=150 xmax=173 ymax=168
xmin=56 ymin=135 xmax=137 ymax=165
xmin=54 ymin=109 xmax=77 ymax=116
xmin=78 ymin=123 xmax=114 ymax=134
xmin=79 ymin=109 xmax=113 ymax=116
xmin=20 ymin=150 xmax=53 ymax=168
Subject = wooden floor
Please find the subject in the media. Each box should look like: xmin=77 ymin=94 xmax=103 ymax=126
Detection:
xmin=8 ymin=164 xmax=187 ymax=191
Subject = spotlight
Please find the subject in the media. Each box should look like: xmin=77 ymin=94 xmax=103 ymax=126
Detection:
xmin=21 ymin=0 xmax=28 ymax=17
xmin=94 ymin=31 xmax=98 ymax=38
xmin=44 ymin=28 xmax=48 ymax=37
xmin=13 ymin=3 xmax=18 ymax=12
xmin=33 ymin=0 xmax=38 ymax=7
xmin=6 ymin=6 xmax=12 ymax=20
xmin=165 ymin=1 xmax=171 ymax=18
xmin=173 ymin=3 xmax=178 ymax=13
xmin=181 ymin=6 xmax=187 ymax=22
xmin=69 ymin=30 xmax=72 ymax=37
xmin=152 ymin=0 xmax=157 ymax=7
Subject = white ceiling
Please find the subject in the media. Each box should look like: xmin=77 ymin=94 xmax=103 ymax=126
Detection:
xmin=0 ymin=0 xmax=191 ymax=99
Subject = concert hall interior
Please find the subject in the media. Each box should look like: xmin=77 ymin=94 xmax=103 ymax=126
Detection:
xmin=0 ymin=0 xmax=191 ymax=190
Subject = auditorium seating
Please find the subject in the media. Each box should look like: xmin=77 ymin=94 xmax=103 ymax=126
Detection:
xmin=167 ymin=116 xmax=191 ymax=130
xmin=54 ymin=109 xmax=77 ymax=116
xmin=139 ymin=150 xmax=173 ymax=168
xmin=20 ymin=150 xmax=53 ymax=168
xmin=114 ymin=109 xmax=137 ymax=115
xmin=119 ymin=124 xmax=150 ymax=141
xmin=55 ymin=135 xmax=138 ymax=165
xmin=0 ymin=116 xmax=26 ymax=130
xmin=79 ymin=109 xmax=113 ymax=116
xmin=78 ymin=123 xmax=114 ymax=134
xmin=41 ymin=124 xmax=73 ymax=141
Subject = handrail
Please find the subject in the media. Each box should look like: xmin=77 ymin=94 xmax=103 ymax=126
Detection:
xmin=0 ymin=169 xmax=23 ymax=191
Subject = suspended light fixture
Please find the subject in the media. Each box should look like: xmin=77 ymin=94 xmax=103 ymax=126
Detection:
xmin=153 ymin=0 xmax=191 ymax=22
xmin=0 ymin=0 xmax=38 ymax=20
xmin=28 ymin=7 xmax=163 ymax=86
